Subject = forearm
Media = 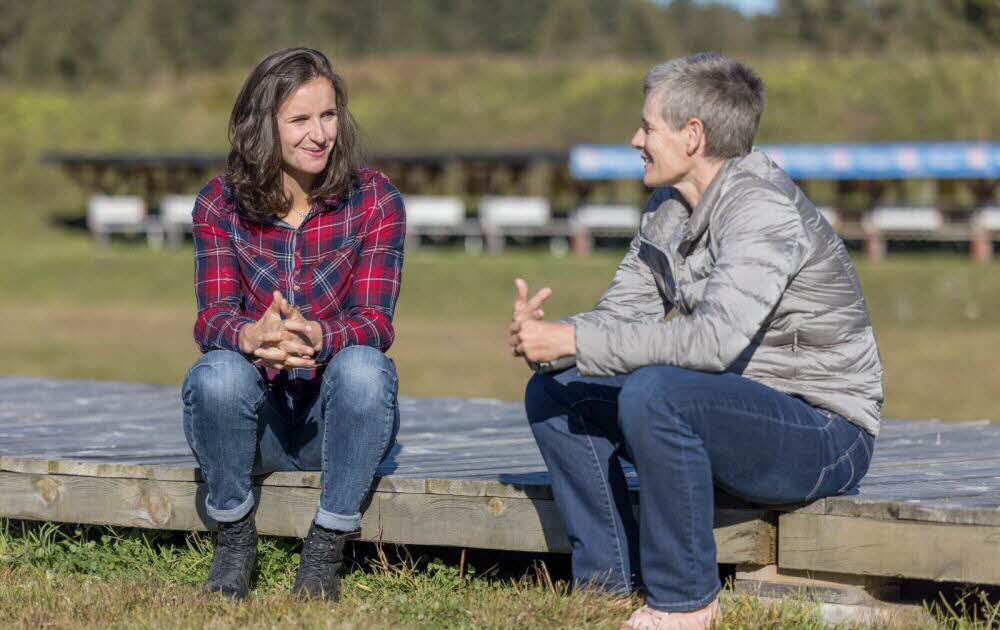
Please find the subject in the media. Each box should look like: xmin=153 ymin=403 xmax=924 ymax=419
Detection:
xmin=195 ymin=306 xmax=255 ymax=354
xmin=314 ymin=307 xmax=395 ymax=362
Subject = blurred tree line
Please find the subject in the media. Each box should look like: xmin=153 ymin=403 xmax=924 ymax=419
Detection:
xmin=0 ymin=0 xmax=996 ymax=85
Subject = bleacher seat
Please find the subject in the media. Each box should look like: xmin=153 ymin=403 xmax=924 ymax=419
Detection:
xmin=87 ymin=195 xmax=163 ymax=249
xmin=972 ymin=206 xmax=1000 ymax=231
xmin=571 ymin=204 xmax=641 ymax=232
xmin=478 ymin=196 xmax=568 ymax=254
xmin=864 ymin=206 xmax=944 ymax=234
xmin=569 ymin=204 xmax=640 ymax=254
xmin=160 ymin=194 xmax=198 ymax=247
xmin=402 ymin=195 xmax=481 ymax=253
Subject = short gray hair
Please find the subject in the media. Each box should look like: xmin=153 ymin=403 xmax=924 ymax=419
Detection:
xmin=643 ymin=52 xmax=764 ymax=160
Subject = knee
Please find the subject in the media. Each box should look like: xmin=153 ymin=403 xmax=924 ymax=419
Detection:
xmin=323 ymin=345 xmax=397 ymax=402
xmin=617 ymin=366 xmax=692 ymax=441
xmin=183 ymin=350 xmax=259 ymax=403
xmin=524 ymin=372 xmax=567 ymax=442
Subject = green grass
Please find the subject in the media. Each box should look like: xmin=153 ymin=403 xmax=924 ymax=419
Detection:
xmin=2 ymin=202 xmax=998 ymax=420
xmin=4 ymin=519 xmax=996 ymax=629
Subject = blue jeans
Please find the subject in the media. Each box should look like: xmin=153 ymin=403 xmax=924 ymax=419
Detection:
xmin=525 ymin=365 xmax=874 ymax=613
xmin=182 ymin=346 xmax=399 ymax=531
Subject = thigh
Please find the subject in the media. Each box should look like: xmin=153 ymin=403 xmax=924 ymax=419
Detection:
xmin=528 ymin=367 xmax=630 ymax=438
xmin=622 ymin=366 xmax=871 ymax=504
xmin=290 ymin=375 xmax=400 ymax=471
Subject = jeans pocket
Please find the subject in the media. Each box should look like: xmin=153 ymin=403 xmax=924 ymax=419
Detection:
xmin=805 ymin=432 xmax=871 ymax=501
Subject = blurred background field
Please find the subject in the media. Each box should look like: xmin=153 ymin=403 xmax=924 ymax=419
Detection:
xmin=2 ymin=212 xmax=998 ymax=420
xmin=1 ymin=0 xmax=998 ymax=422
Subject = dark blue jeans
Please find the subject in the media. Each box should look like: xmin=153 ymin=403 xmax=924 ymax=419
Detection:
xmin=526 ymin=365 xmax=874 ymax=613
xmin=182 ymin=346 xmax=399 ymax=531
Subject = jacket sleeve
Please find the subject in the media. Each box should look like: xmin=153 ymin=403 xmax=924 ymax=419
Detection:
xmin=563 ymin=233 xmax=667 ymax=329
xmin=563 ymin=189 xmax=671 ymax=329
xmin=192 ymin=191 xmax=255 ymax=354
xmin=574 ymin=188 xmax=807 ymax=376
xmin=314 ymin=184 xmax=405 ymax=363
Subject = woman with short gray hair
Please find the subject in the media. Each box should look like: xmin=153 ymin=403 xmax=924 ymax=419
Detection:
xmin=510 ymin=53 xmax=882 ymax=629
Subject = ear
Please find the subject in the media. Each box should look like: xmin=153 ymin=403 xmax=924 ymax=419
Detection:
xmin=685 ymin=118 xmax=705 ymax=157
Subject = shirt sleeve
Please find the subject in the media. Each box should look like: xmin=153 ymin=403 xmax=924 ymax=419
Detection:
xmin=575 ymin=188 xmax=807 ymax=375
xmin=314 ymin=183 xmax=406 ymax=363
xmin=192 ymin=189 xmax=254 ymax=354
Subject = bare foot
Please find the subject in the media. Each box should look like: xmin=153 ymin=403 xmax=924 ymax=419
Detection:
xmin=621 ymin=598 xmax=720 ymax=630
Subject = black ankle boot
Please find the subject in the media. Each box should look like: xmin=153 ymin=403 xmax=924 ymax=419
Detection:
xmin=291 ymin=522 xmax=359 ymax=600
xmin=202 ymin=512 xmax=257 ymax=599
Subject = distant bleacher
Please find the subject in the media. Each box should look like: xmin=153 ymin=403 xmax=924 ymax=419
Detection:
xmin=46 ymin=143 xmax=1000 ymax=260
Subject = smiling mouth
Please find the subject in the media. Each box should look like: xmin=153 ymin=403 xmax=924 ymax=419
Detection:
xmin=302 ymin=147 xmax=327 ymax=158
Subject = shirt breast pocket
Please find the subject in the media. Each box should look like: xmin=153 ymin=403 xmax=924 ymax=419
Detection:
xmin=242 ymin=255 xmax=279 ymax=293
xmin=309 ymin=240 xmax=359 ymax=314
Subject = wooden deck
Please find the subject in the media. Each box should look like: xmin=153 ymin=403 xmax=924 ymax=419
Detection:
xmin=1 ymin=377 xmax=997 ymax=590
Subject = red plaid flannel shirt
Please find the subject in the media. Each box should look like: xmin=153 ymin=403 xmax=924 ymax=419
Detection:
xmin=192 ymin=168 xmax=405 ymax=382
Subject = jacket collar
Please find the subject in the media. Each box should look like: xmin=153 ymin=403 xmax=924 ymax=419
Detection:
xmin=680 ymin=156 xmax=735 ymax=248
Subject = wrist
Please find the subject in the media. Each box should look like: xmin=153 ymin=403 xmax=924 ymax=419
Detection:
xmin=309 ymin=320 xmax=324 ymax=353
xmin=563 ymin=323 xmax=577 ymax=357
xmin=238 ymin=322 xmax=257 ymax=354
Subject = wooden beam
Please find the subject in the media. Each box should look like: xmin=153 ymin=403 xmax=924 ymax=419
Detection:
xmin=778 ymin=512 xmax=1000 ymax=585
xmin=0 ymin=471 xmax=775 ymax=564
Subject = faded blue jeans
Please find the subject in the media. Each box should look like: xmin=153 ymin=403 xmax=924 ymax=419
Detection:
xmin=526 ymin=365 xmax=875 ymax=613
xmin=182 ymin=346 xmax=399 ymax=532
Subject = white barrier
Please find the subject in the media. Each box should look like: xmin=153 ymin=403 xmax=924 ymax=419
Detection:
xmin=864 ymin=206 xmax=943 ymax=233
xmin=160 ymin=194 xmax=198 ymax=247
xmin=973 ymin=206 xmax=1000 ymax=231
xmin=571 ymin=204 xmax=641 ymax=232
xmin=478 ymin=196 xmax=567 ymax=255
xmin=402 ymin=195 xmax=481 ymax=253
xmin=405 ymin=195 xmax=466 ymax=228
xmin=87 ymin=195 xmax=163 ymax=248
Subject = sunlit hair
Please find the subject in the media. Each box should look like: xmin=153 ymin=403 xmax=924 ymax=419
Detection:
xmin=644 ymin=52 xmax=764 ymax=160
xmin=226 ymin=47 xmax=360 ymax=222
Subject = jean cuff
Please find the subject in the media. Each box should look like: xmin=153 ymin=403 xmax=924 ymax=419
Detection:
xmin=315 ymin=506 xmax=362 ymax=532
xmin=206 ymin=490 xmax=255 ymax=523
xmin=645 ymin=581 xmax=721 ymax=613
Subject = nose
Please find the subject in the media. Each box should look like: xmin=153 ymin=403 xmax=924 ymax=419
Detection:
xmin=307 ymin=118 xmax=325 ymax=144
xmin=630 ymin=128 xmax=644 ymax=150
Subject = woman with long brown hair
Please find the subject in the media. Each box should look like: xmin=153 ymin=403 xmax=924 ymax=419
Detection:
xmin=182 ymin=47 xmax=405 ymax=600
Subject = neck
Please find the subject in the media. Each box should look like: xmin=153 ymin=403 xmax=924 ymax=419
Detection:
xmin=673 ymin=158 xmax=725 ymax=209
xmin=282 ymin=168 xmax=316 ymax=211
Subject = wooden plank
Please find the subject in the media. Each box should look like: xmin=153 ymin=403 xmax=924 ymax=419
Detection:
xmin=778 ymin=512 xmax=1000 ymax=585
xmin=895 ymin=496 xmax=1000 ymax=527
xmin=0 ymin=471 xmax=775 ymax=563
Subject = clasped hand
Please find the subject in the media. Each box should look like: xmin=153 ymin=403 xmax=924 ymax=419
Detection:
xmin=508 ymin=278 xmax=575 ymax=364
xmin=238 ymin=290 xmax=323 ymax=370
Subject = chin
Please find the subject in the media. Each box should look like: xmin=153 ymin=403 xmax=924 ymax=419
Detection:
xmin=642 ymin=172 xmax=668 ymax=187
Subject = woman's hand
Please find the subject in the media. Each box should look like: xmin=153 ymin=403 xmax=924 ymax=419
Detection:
xmin=510 ymin=319 xmax=576 ymax=363
xmin=281 ymin=304 xmax=324 ymax=356
xmin=239 ymin=291 xmax=318 ymax=370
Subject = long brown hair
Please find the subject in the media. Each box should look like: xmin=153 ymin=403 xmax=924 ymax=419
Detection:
xmin=225 ymin=48 xmax=361 ymax=222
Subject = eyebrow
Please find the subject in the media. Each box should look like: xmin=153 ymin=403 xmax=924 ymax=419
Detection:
xmin=284 ymin=108 xmax=337 ymax=120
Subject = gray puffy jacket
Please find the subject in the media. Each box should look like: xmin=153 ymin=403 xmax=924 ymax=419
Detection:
xmin=566 ymin=151 xmax=884 ymax=436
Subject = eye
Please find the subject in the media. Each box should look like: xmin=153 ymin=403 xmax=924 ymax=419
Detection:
xmin=322 ymin=111 xmax=337 ymax=119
